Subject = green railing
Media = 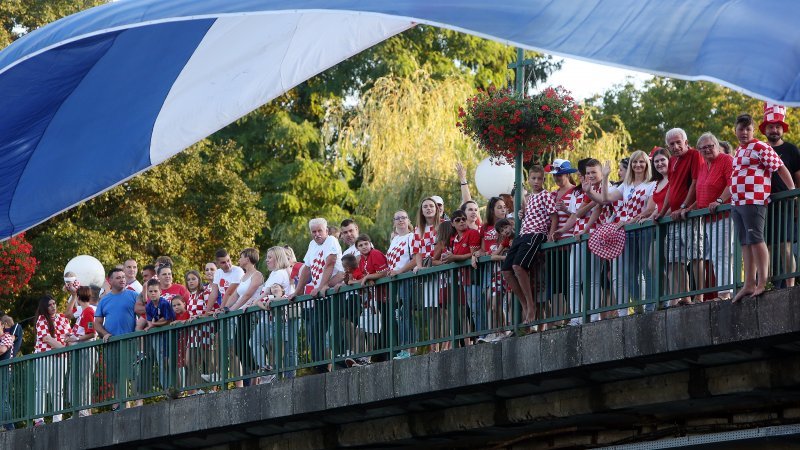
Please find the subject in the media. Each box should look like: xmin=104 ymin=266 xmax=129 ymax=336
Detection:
xmin=2 ymin=189 xmax=799 ymax=427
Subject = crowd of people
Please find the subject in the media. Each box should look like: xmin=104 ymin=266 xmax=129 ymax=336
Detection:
xmin=3 ymin=103 xmax=800 ymax=427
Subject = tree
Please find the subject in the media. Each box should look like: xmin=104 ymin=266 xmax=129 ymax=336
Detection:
xmin=25 ymin=139 xmax=266 ymax=302
xmin=592 ymin=78 xmax=763 ymax=150
xmin=0 ymin=0 xmax=107 ymax=47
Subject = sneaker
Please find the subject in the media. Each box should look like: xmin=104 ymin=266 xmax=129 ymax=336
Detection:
xmin=200 ymin=373 xmax=219 ymax=382
xmin=495 ymin=331 xmax=513 ymax=341
xmin=393 ymin=350 xmax=411 ymax=360
xmin=33 ymin=419 xmax=44 ymax=427
xmin=259 ymin=374 xmax=277 ymax=384
xmin=345 ymin=357 xmax=370 ymax=368
xmin=567 ymin=317 xmax=583 ymax=327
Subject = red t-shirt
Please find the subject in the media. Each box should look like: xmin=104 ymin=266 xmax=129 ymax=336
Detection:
xmin=480 ymin=224 xmax=510 ymax=253
xmin=161 ymin=283 xmax=191 ymax=303
xmin=358 ymin=249 xmax=389 ymax=275
xmin=74 ymin=305 xmax=96 ymax=337
xmin=175 ymin=311 xmax=190 ymax=321
xmin=451 ymin=229 xmax=481 ymax=255
xmin=652 ymin=181 xmax=669 ymax=213
xmin=667 ymin=148 xmax=703 ymax=211
xmin=696 ymin=153 xmax=733 ymax=208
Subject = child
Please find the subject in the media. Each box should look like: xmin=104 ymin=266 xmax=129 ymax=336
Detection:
xmin=355 ymin=234 xmax=390 ymax=361
xmin=144 ymin=278 xmax=175 ymax=331
xmin=341 ymin=254 xmax=364 ymax=286
xmin=136 ymin=280 xmax=161 ymax=331
xmin=171 ymin=296 xmax=190 ymax=389
xmin=65 ymin=286 xmax=96 ymax=417
xmin=501 ymin=165 xmax=557 ymax=328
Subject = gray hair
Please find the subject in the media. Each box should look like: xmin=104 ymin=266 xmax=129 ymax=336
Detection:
xmin=665 ymin=128 xmax=688 ymax=146
xmin=308 ymin=217 xmax=328 ymax=230
xmin=696 ymin=132 xmax=719 ymax=148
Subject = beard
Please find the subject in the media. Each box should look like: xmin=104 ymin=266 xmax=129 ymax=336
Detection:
xmin=767 ymin=132 xmax=782 ymax=144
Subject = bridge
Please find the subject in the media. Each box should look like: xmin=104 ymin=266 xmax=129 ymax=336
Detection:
xmin=4 ymin=290 xmax=800 ymax=449
xmin=4 ymin=195 xmax=800 ymax=448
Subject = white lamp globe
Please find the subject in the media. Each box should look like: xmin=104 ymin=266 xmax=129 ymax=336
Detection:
xmin=474 ymin=157 xmax=515 ymax=199
xmin=64 ymin=255 xmax=106 ymax=288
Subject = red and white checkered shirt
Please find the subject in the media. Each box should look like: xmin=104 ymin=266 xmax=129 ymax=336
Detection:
xmin=412 ymin=224 xmax=437 ymax=258
xmin=303 ymin=236 xmax=343 ymax=289
xmin=731 ymin=139 xmax=784 ymax=206
xmin=0 ymin=333 xmax=14 ymax=352
xmin=571 ymin=190 xmax=592 ymax=235
xmin=34 ymin=314 xmax=71 ymax=353
xmin=521 ymin=189 xmax=556 ymax=235
xmin=553 ymin=188 xmax=576 ymax=239
xmin=187 ymin=288 xmax=209 ymax=318
xmin=386 ymin=232 xmax=414 ymax=271
xmin=615 ymin=181 xmax=656 ymax=223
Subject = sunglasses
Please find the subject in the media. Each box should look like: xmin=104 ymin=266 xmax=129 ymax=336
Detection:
xmin=452 ymin=217 xmax=467 ymax=223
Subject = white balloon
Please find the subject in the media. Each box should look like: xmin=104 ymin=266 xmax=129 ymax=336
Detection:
xmin=474 ymin=157 xmax=515 ymax=199
xmin=64 ymin=255 xmax=106 ymax=288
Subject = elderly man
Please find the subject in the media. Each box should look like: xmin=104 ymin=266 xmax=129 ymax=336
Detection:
xmin=658 ymin=128 xmax=705 ymax=305
xmin=289 ymin=218 xmax=344 ymax=373
xmin=761 ymin=103 xmax=800 ymax=288
xmin=696 ymin=133 xmax=734 ymax=301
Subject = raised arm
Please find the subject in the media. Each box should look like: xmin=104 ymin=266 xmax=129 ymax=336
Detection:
xmin=456 ymin=161 xmax=473 ymax=204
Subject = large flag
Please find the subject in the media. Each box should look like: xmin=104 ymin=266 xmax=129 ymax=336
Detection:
xmin=2 ymin=0 xmax=798 ymax=239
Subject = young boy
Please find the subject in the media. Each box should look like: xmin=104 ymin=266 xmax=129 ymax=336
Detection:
xmin=143 ymin=278 xmax=175 ymax=389
xmin=501 ymin=165 xmax=557 ymax=327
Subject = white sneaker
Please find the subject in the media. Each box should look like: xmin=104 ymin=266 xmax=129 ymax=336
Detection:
xmin=568 ymin=317 xmax=583 ymax=327
xmin=393 ymin=350 xmax=411 ymax=360
xmin=200 ymin=373 xmax=219 ymax=382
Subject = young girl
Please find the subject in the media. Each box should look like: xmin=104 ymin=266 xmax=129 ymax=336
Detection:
xmin=429 ymin=220 xmax=456 ymax=351
xmin=171 ymin=296 xmax=190 ymax=390
xmin=385 ymin=209 xmax=417 ymax=360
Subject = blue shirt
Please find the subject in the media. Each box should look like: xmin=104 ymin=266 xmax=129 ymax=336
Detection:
xmin=145 ymin=297 xmax=175 ymax=322
xmin=96 ymin=290 xmax=138 ymax=336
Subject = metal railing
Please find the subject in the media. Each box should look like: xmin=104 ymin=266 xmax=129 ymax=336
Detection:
xmin=2 ymin=189 xmax=799 ymax=427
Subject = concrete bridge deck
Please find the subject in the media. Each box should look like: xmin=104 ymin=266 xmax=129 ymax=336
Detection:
xmin=6 ymin=288 xmax=800 ymax=449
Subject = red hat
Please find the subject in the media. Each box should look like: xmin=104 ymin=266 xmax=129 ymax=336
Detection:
xmin=760 ymin=102 xmax=789 ymax=134
xmin=588 ymin=223 xmax=626 ymax=260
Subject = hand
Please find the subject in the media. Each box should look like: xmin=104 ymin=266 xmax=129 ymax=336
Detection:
xmin=581 ymin=178 xmax=592 ymax=192
xmin=455 ymin=161 xmax=467 ymax=183
xmin=387 ymin=270 xmax=397 ymax=277
xmin=103 ymin=334 xmax=112 ymax=343
xmin=264 ymin=299 xmax=272 ymax=311
xmin=470 ymin=254 xmax=478 ymax=269
xmin=708 ymin=201 xmax=719 ymax=213
xmin=670 ymin=209 xmax=684 ymax=221
xmin=287 ymin=292 xmax=297 ymax=301
xmin=310 ymin=287 xmax=320 ymax=297
xmin=555 ymin=200 xmax=568 ymax=212
xmin=547 ymin=232 xmax=555 ymax=242
xmin=601 ymin=160 xmax=612 ymax=178
xmin=412 ymin=266 xmax=420 ymax=274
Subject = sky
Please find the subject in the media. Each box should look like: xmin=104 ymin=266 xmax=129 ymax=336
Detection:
xmin=544 ymin=56 xmax=653 ymax=102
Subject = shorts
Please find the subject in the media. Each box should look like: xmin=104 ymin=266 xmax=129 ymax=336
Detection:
xmin=501 ymin=233 xmax=547 ymax=272
xmin=666 ymin=218 xmax=704 ymax=263
xmin=732 ymin=204 xmax=767 ymax=245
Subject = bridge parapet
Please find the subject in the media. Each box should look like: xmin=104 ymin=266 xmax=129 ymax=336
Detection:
xmin=6 ymin=289 xmax=800 ymax=449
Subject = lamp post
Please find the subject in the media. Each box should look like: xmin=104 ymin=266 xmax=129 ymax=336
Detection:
xmin=507 ymin=47 xmax=536 ymax=232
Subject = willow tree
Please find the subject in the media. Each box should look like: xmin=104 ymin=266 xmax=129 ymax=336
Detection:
xmin=331 ymin=71 xmax=484 ymax=247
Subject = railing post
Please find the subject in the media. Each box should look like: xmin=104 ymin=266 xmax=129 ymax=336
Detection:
xmin=168 ymin=328 xmax=177 ymax=393
xmin=25 ymin=358 xmax=35 ymax=426
xmin=219 ymin=317 xmax=229 ymax=391
xmin=330 ymin=292 xmax=340 ymax=372
xmin=450 ymin=265 xmax=459 ymax=348
xmin=274 ymin=305 xmax=284 ymax=377
xmin=388 ymin=279 xmax=396 ymax=358
xmin=654 ymin=219 xmax=664 ymax=308
xmin=581 ymin=236 xmax=590 ymax=324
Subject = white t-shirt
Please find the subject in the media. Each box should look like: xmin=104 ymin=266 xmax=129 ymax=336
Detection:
xmin=126 ymin=280 xmax=143 ymax=294
xmin=343 ymin=244 xmax=359 ymax=257
xmin=260 ymin=268 xmax=295 ymax=298
xmin=386 ymin=233 xmax=414 ymax=271
xmin=303 ymin=236 xmax=344 ymax=289
xmin=213 ymin=266 xmax=245 ymax=297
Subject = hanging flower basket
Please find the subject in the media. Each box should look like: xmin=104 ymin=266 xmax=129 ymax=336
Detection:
xmin=457 ymin=85 xmax=583 ymax=165
xmin=0 ymin=233 xmax=38 ymax=298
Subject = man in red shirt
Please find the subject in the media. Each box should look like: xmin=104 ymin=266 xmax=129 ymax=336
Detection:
xmin=696 ymin=132 xmax=733 ymax=301
xmin=658 ymin=128 xmax=705 ymax=305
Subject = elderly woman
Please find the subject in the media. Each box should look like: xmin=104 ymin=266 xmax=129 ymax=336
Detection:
xmin=33 ymin=295 xmax=71 ymax=426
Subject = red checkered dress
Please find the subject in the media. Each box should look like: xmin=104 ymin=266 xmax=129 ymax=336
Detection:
xmin=386 ymin=233 xmax=414 ymax=271
xmin=731 ymin=139 xmax=784 ymax=206
xmin=412 ymin=224 xmax=437 ymax=258
xmin=34 ymin=314 xmax=71 ymax=353
xmin=521 ymin=190 xmax=556 ymax=235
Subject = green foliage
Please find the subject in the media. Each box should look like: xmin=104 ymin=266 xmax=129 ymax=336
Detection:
xmin=591 ymin=77 xmax=762 ymax=150
xmin=26 ymin=140 xmax=266 ymax=298
xmin=332 ymin=71 xmax=487 ymax=249
xmin=0 ymin=0 xmax=107 ymax=47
